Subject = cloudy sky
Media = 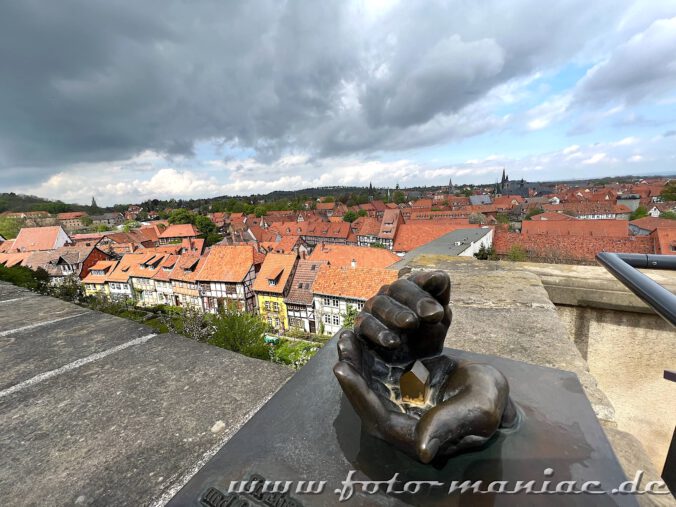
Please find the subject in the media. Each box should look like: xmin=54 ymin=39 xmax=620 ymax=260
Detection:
xmin=1 ymin=0 xmax=676 ymax=205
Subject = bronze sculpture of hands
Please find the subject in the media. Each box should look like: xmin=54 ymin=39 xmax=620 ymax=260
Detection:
xmin=334 ymin=270 xmax=517 ymax=464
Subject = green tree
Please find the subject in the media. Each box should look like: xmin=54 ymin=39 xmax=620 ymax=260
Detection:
xmin=660 ymin=182 xmax=676 ymax=201
xmin=0 ymin=264 xmax=49 ymax=293
xmin=0 ymin=217 xmax=23 ymax=239
xmin=630 ymin=206 xmax=648 ymax=221
xmin=322 ymin=196 xmax=335 ymax=203
xmin=474 ymin=244 xmax=497 ymax=260
xmin=254 ymin=205 xmax=267 ymax=218
xmin=342 ymin=210 xmax=358 ymax=223
xmin=495 ymin=213 xmax=510 ymax=224
xmin=122 ymin=220 xmax=140 ymax=232
xmin=393 ymin=190 xmax=406 ymax=204
xmin=357 ymin=209 xmax=367 ymax=217
xmin=342 ymin=305 xmax=359 ymax=329
xmin=194 ymin=215 xmax=216 ymax=235
xmin=168 ymin=208 xmax=195 ymax=225
xmin=209 ymin=306 xmax=269 ymax=360
xmin=525 ymin=208 xmax=544 ymax=220
xmin=81 ymin=216 xmax=93 ymax=227
xmin=95 ymin=224 xmax=112 ymax=232
xmin=660 ymin=211 xmax=676 ymax=220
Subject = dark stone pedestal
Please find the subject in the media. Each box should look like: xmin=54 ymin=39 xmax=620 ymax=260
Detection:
xmin=168 ymin=338 xmax=640 ymax=506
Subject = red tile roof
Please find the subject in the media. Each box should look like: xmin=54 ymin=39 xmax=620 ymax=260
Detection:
xmin=169 ymin=253 xmax=206 ymax=282
xmin=313 ymin=266 xmax=398 ymax=300
xmin=252 ymin=253 xmax=298 ymax=294
xmin=57 ymin=212 xmax=87 ymax=220
xmin=652 ymin=228 xmax=676 ymax=255
xmin=159 ymin=223 xmax=199 ymax=239
xmin=629 ymin=217 xmax=676 ymax=233
xmin=285 ymin=259 xmax=327 ymax=305
xmin=393 ymin=222 xmax=480 ymax=252
xmin=522 ymin=219 xmax=628 ymax=237
xmin=82 ymin=260 xmax=119 ymax=284
xmin=12 ymin=226 xmax=68 ymax=252
xmin=308 ymin=244 xmax=400 ymax=268
xmin=196 ymin=245 xmax=265 ymax=282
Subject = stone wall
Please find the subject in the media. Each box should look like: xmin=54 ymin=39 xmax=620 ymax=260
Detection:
xmin=494 ymin=230 xmax=654 ymax=264
xmin=557 ymin=305 xmax=675 ymax=472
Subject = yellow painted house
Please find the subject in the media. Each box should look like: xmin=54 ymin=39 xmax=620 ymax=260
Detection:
xmin=82 ymin=260 xmax=118 ymax=297
xmin=252 ymin=253 xmax=298 ymax=332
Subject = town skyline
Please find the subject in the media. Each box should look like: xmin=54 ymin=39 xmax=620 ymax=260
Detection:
xmin=1 ymin=1 xmax=675 ymax=205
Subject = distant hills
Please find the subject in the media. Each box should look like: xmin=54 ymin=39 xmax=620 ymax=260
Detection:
xmin=1 ymin=173 xmax=672 ymax=213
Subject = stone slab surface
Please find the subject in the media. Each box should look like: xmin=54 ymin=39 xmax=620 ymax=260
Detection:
xmin=0 ymin=292 xmax=89 ymax=332
xmin=0 ymin=290 xmax=293 ymax=507
xmin=169 ymin=338 xmax=639 ymax=507
xmin=0 ymin=311 xmax=153 ymax=390
xmin=0 ymin=281 xmax=33 ymax=301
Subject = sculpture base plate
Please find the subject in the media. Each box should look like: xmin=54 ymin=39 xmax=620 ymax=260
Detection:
xmin=168 ymin=338 xmax=640 ymax=506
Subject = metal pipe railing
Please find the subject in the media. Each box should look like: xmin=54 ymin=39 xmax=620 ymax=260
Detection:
xmin=596 ymin=252 xmax=676 ymax=327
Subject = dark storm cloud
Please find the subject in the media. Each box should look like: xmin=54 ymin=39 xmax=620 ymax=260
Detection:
xmin=0 ymin=0 xmax=644 ymax=179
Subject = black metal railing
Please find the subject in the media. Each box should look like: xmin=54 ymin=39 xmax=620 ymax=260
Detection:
xmin=596 ymin=252 xmax=676 ymax=493
xmin=595 ymin=252 xmax=676 ymax=327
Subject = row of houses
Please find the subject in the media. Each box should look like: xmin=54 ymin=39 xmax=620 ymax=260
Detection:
xmin=89 ymin=244 xmax=399 ymax=336
xmin=0 ymin=225 xmax=402 ymax=337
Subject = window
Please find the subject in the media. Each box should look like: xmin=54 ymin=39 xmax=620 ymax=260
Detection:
xmin=324 ymin=314 xmax=332 ymax=324
xmin=322 ymin=297 xmax=338 ymax=307
xmin=272 ymin=302 xmax=279 ymax=312
xmin=264 ymin=301 xmax=270 ymax=311
xmin=332 ymin=315 xmax=340 ymax=326
xmin=267 ymin=316 xmax=273 ymax=326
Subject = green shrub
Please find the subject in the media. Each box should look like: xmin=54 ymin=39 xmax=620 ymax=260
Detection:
xmin=507 ymin=244 xmax=527 ymax=262
xmin=0 ymin=264 xmax=49 ymax=293
xmin=209 ymin=306 xmax=269 ymax=360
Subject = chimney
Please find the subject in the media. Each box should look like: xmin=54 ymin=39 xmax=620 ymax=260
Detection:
xmin=351 ymin=259 xmax=357 ymax=269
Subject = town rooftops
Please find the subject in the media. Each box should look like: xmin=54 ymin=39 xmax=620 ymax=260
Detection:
xmin=152 ymin=255 xmax=179 ymax=281
xmin=313 ymin=265 xmax=398 ymax=300
xmin=169 ymin=253 xmax=206 ymax=283
xmin=196 ymin=245 xmax=265 ymax=283
xmin=303 ymin=221 xmax=351 ymax=239
xmin=393 ymin=228 xmax=493 ymax=269
xmin=82 ymin=260 xmax=119 ymax=284
xmin=629 ymin=217 xmax=676 ymax=233
xmin=393 ymin=222 xmax=480 ymax=252
xmin=159 ymin=224 xmax=199 ymax=239
xmin=653 ymin=228 xmax=676 ymax=255
xmin=252 ymin=252 xmax=298 ymax=294
xmin=356 ymin=217 xmax=381 ymax=237
xmin=11 ymin=226 xmax=69 ymax=252
xmin=308 ymin=244 xmax=400 ymax=268
xmin=106 ymin=253 xmax=156 ymax=283
xmin=378 ymin=209 xmax=402 ymax=239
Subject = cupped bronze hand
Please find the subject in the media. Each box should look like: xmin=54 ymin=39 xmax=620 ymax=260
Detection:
xmin=333 ymin=270 xmax=517 ymax=464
